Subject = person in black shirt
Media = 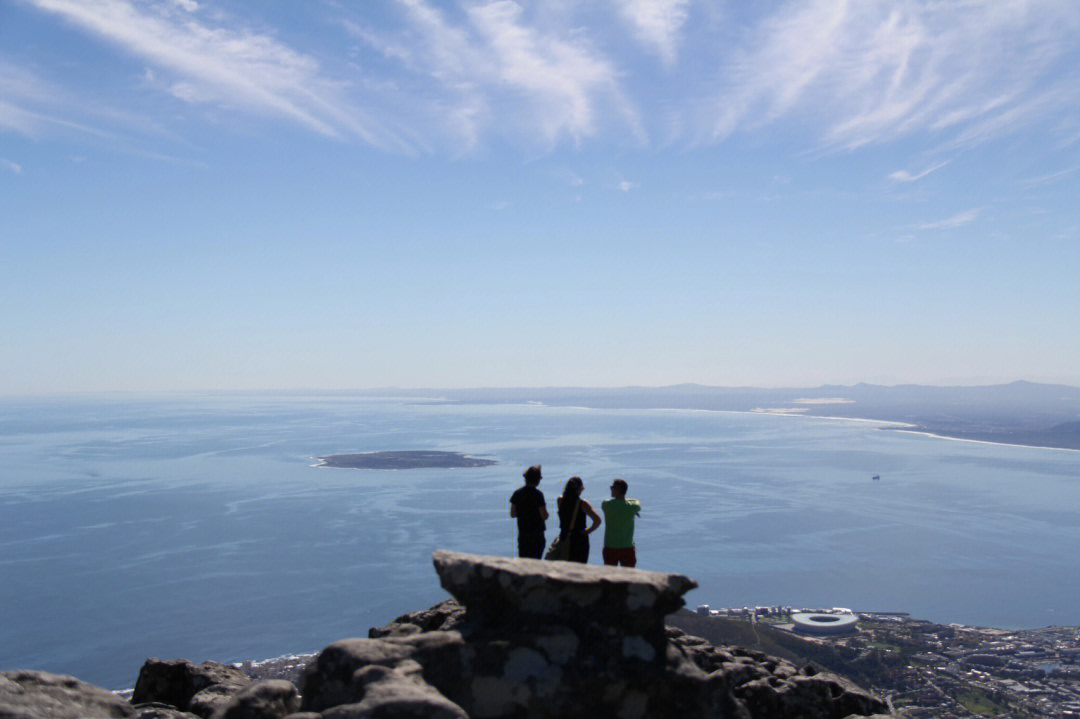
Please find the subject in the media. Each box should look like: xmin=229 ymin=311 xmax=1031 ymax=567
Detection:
xmin=510 ymin=465 xmax=549 ymax=558
xmin=556 ymin=476 xmax=602 ymax=563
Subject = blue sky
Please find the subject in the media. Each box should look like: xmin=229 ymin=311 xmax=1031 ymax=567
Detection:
xmin=3 ymin=0 xmax=1079 ymax=394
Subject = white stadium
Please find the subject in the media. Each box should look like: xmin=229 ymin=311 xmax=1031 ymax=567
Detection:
xmin=791 ymin=612 xmax=859 ymax=636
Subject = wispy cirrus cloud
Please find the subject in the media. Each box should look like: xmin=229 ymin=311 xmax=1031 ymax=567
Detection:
xmin=0 ymin=60 xmax=132 ymax=140
xmin=890 ymin=160 xmax=949 ymax=182
xmin=374 ymin=0 xmax=639 ymax=149
xmin=12 ymin=0 xmax=1080 ymax=155
xmin=25 ymin=0 xmax=408 ymax=149
xmin=612 ymin=0 xmax=690 ymax=67
xmin=711 ymin=0 xmax=1080 ymax=149
xmin=0 ymin=60 xmax=209 ymax=163
xmin=1021 ymin=165 xmax=1080 ymax=187
xmin=916 ymin=208 xmax=980 ymax=231
xmin=0 ymin=63 xmax=46 ymax=136
xmin=1 ymin=158 xmax=22 ymax=174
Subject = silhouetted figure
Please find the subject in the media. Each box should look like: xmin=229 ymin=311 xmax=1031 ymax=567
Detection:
xmin=557 ymin=476 xmax=601 ymax=563
xmin=602 ymin=478 xmax=641 ymax=567
xmin=510 ymin=465 xmax=548 ymax=558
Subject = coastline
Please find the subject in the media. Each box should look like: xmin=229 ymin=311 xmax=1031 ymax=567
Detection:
xmin=7 ymin=393 xmax=1079 ymax=693
xmin=519 ymin=400 xmax=1079 ymax=453
xmin=884 ymin=427 xmax=1080 ymax=453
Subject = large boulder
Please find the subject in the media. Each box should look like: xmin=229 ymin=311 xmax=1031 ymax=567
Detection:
xmin=432 ymin=550 xmax=696 ymax=638
xmin=297 ymin=551 xmax=887 ymax=719
xmin=188 ymin=684 xmax=244 ymax=719
xmin=299 ymin=634 xmax=468 ymax=713
xmin=131 ymin=659 xmax=249 ymax=715
xmin=319 ymin=661 xmax=468 ymax=719
xmin=369 ymin=600 xmax=466 ymax=639
xmin=210 ymin=680 xmax=300 ymax=719
xmin=0 ymin=670 xmax=136 ymax=719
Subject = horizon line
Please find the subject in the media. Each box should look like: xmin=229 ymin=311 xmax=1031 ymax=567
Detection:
xmin=4 ymin=378 xmax=1079 ymax=400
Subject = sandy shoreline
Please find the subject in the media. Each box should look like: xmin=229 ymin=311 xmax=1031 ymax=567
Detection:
xmin=514 ymin=400 xmax=1078 ymax=453
xmin=885 ymin=427 xmax=1080 ymax=453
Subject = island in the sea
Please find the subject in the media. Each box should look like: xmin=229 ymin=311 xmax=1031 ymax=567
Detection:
xmin=315 ymin=450 xmax=497 ymax=470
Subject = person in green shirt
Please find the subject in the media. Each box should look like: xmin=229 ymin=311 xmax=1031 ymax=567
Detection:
xmin=601 ymin=478 xmax=641 ymax=567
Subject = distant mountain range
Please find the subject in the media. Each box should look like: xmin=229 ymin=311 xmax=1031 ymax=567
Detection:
xmin=346 ymin=381 xmax=1080 ymax=451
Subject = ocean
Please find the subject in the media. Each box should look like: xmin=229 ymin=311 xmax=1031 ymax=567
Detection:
xmin=1 ymin=394 xmax=1078 ymax=689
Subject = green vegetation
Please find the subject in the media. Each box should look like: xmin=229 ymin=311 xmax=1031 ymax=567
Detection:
xmin=956 ymin=688 xmax=1009 ymax=716
xmin=867 ymin=641 xmax=901 ymax=652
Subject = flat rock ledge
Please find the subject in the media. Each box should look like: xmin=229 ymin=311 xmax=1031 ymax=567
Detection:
xmin=433 ymin=549 xmax=697 ymax=637
xmin=1 ymin=551 xmax=887 ymax=719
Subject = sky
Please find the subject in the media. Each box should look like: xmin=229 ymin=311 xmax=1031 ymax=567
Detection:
xmin=2 ymin=0 xmax=1080 ymax=394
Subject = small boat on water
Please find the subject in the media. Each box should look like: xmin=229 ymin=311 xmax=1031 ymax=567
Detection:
xmin=872 ymin=474 xmax=880 ymax=481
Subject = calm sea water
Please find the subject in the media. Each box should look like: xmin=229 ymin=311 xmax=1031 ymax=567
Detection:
xmin=1 ymin=394 xmax=1078 ymax=689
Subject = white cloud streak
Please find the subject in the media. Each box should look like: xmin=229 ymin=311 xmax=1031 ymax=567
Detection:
xmin=1021 ymin=165 xmax=1080 ymax=187
xmin=612 ymin=0 xmax=690 ymax=66
xmin=711 ymin=0 xmax=1080 ymax=149
xmin=0 ymin=62 xmax=60 ymax=135
xmin=0 ymin=61 xmax=132 ymax=139
xmin=469 ymin=2 xmax=624 ymax=144
xmin=12 ymin=0 xmax=1080 ymax=154
xmin=382 ymin=0 xmax=638 ymax=149
xmin=889 ymin=160 xmax=949 ymax=182
xmin=25 ymin=0 xmax=406 ymax=149
xmin=1 ymin=158 xmax=22 ymax=173
xmin=916 ymin=208 xmax=980 ymax=230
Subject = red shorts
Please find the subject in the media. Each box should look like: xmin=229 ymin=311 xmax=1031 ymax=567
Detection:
xmin=602 ymin=546 xmax=637 ymax=567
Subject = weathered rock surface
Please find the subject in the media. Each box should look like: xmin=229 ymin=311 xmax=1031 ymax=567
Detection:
xmin=318 ymin=661 xmax=469 ymax=719
xmin=131 ymin=659 xmax=250 ymax=715
xmin=368 ymin=599 xmax=465 ymax=639
xmin=189 ymin=684 xmax=244 ymax=719
xmin=667 ymin=626 xmax=885 ymax=719
xmin=294 ymin=551 xmax=887 ymax=719
xmin=300 ymin=633 xmax=468 ymax=714
xmin=132 ymin=703 xmax=201 ymax=719
xmin=210 ymin=680 xmax=300 ymax=719
xmin=433 ymin=550 xmax=696 ymax=638
xmin=0 ymin=670 xmax=136 ymax=719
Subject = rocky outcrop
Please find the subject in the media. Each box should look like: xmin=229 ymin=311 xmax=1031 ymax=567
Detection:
xmin=317 ymin=660 xmax=468 ymax=719
xmin=211 ymin=680 xmax=300 ymax=719
xmin=0 ymin=670 xmax=136 ymax=718
xmin=368 ymin=599 xmax=466 ymax=639
xmin=131 ymin=659 xmax=250 ymax=717
xmin=433 ymin=551 xmax=695 ymax=640
xmin=297 ymin=551 xmax=887 ymax=718
xmin=666 ymin=630 xmax=887 ymax=719
xmin=1 ymin=551 xmax=887 ymax=719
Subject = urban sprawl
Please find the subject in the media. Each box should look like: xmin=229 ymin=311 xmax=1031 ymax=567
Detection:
xmin=686 ymin=605 xmax=1080 ymax=718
